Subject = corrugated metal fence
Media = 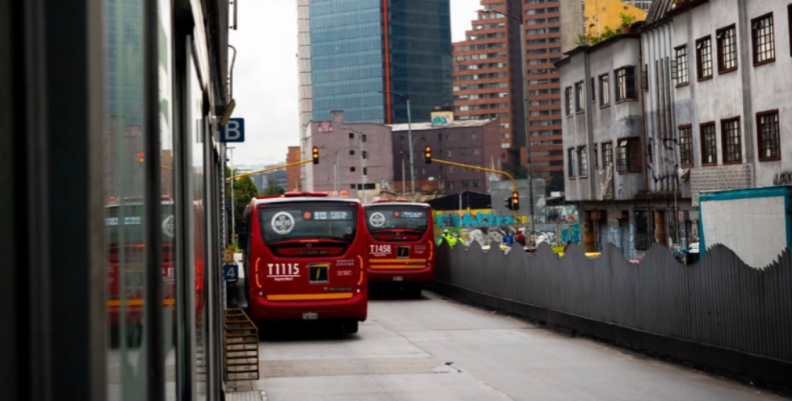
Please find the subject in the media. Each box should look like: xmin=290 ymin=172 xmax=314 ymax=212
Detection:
xmin=435 ymin=243 xmax=792 ymax=366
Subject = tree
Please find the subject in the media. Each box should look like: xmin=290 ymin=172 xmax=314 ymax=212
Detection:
xmin=225 ymin=166 xmax=259 ymax=244
xmin=262 ymin=186 xmax=285 ymax=196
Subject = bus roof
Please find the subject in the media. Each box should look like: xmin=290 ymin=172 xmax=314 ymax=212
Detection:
xmin=364 ymin=201 xmax=431 ymax=208
xmin=253 ymin=197 xmax=361 ymax=207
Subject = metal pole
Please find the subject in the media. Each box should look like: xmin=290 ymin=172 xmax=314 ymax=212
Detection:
xmin=407 ymin=97 xmax=415 ymax=197
xmin=228 ymin=147 xmax=235 ymax=245
xmin=402 ymin=156 xmax=406 ymax=196
xmin=519 ymin=22 xmax=535 ymax=244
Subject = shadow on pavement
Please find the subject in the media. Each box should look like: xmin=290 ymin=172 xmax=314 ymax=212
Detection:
xmin=257 ymin=320 xmax=364 ymax=342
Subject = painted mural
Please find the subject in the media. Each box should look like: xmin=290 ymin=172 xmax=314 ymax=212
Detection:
xmin=433 ymin=209 xmax=526 ymax=246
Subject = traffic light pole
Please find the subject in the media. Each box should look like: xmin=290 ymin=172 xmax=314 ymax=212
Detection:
xmin=226 ymin=158 xmax=313 ymax=181
xmin=430 ymin=158 xmax=520 ymax=231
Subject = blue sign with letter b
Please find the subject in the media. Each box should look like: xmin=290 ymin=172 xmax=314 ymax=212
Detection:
xmin=221 ymin=118 xmax=245 ymax=142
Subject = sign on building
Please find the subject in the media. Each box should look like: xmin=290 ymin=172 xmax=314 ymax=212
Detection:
xmin=220 ymin=118 xmax=245 ymax=142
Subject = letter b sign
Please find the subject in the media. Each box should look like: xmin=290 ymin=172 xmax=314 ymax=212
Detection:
xmin=221 ymin=118 xmax=245 ymax=143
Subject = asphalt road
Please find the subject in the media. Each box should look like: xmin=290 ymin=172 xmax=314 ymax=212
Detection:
xmin=248 ymin=290 xmax=788 ymax=401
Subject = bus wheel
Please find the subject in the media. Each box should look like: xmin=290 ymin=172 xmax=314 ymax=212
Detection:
xmin=341 ymin=320 xmax=359 ymax=334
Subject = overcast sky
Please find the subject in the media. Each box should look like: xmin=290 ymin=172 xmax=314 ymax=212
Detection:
xmin=229 ymin=0 xmax=481 ymax=166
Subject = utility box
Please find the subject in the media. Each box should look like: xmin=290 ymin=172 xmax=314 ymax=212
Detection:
xmin=699 ymin=186 xmax=791 ymax=268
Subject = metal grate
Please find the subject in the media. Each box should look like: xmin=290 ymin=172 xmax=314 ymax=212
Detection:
xmin=224 ymin=308 xmax=260 ymax=381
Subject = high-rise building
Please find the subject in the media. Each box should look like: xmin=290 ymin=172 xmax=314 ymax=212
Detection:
xmin=453 ymin=0 xmax=526 ymax=167
xmin=454 ymin=0 xmax=651 ymax=192
xmin=286 ymin=146 xmax=302 ymax=191
xmin=297 ymin=0 xmax=453 ymax=128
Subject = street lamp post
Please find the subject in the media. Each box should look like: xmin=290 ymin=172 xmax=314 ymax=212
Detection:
xmin=379 ymin=90 xmax=414 ymax=196
xmin=479 ymin=8 xmax=535 ymax=242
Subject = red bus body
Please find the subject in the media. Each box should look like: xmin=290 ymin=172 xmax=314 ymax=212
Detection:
xmin=242 ymin=196 xmax=368 ymax=324
xmin=363 ymin=201 xmax=435 ymax=285
xmin=106 ymin=201 xmax=204 ymax=326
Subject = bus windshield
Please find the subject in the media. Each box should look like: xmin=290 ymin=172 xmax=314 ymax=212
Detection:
xmin=105 ymin=203 xmax=176 ymax=247
xmin=258 ymin=202 xmax=358 ymax=244
xmin=365 ymin=206 xmax=429 ymax=241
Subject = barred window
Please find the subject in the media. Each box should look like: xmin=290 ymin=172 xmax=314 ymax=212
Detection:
xmin=717 ymin=25 xmax=737 ymax=73
xmin=679 ymin=126 xmax=693 ymax=167
xmin=599 ymin=74 xmax=610 ymax=106
xmin=578 ymin=146 xmax=588 ymax=177
xmin=700 ymin=123 xmax=717 ymax=165
xmin=696 ymin=36 xmax=713 ymax=79
xmin=575 ymin=81 xmax=584 ymax=112
xmin=615 ymin=67 xmax=635 ymax=102
xmin=565 ymin=87 xmax=573 ymax=116
xmin=675 ymin=45 xmax=689 ymax=85
xmin=757 ymin=110 xmax=780 ymax=161
xmin=752 ymin=13 xmax=775 ymax=65
xmin=590 ymin=78 xmax=596 ymax=102
xmin=602 ymin=141 xmax=613 ymax=166
xmin=721 ymin=118 xmax=742 ymax=163
xmin=616 ymin=138 xmax=640 ymax=173
xmin=568 ymin=148 xmax=577 ymax=177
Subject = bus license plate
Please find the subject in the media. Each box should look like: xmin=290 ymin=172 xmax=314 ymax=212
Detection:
xmin=392 ymin=276 xmax=403 ymax=282
xmin=302 ymin=312 xmax=318 ymax=320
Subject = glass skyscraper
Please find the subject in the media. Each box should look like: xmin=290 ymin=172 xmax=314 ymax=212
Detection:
xmin=303 ymin=0 xmax=452 ymax=124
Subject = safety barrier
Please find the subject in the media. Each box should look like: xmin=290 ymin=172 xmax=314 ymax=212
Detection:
xmin=434 ymin=243 xmax=792 ymax=390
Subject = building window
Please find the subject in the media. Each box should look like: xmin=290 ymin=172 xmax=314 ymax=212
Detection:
xmin=752 ymin=13 xmax=775 ymax=65
xmin=446 ymin=150 xmax=453 ymax=157
xmin=721 ymin=118 xmax=742 ymax=163
xmin=462 ymin=180 xmax=469 ymax=188
xmin=696 ymin=36 xmax=713 ymax=80
xmin=590 ymin=78 xmax=595 ymax=102
xmin=362 ymin=150 xmax=367 ymax=159
xmin=471 ymin=133 xmax=479 ymax=140
xmin=593 ymin=143 xmax=599 ymax=169
xmin=575 ymin=81 xmax=584 ymax=112
xmin=473 ymin=149 xmax=480 ymax=155
xmin=472 ymin=180 xmax=480 ymax=188
xmin=757 ymin=110 xmax=780 ymax=161
xmin=349 ymin=149 xmax=355 ymax=155
xmin=568 ymin=148 xmax=577 ymax=178
xmin=700 ymin=123 xmax=717 ymax=165
xmin=361 ymin=134 xmax=367 ymax=143
xmin=602 ymin=141 xmax=613 ymax=166
xmin=599 ymin=74 xmax=610 ymax=106
xmin=717 ymin=25 xmax=738 ymax=73
xmin=448 ymin=165 xmax=455 ymax=173
xmin=565 ymin=86 xmax=573 ymax=116
xmin=578 ymin=146 xmax=588 ymax=177
xmin=674 ymin=45 xmax=689 ymax=85
xmin=363 ymin=167 xmax=368 ymax=176
xmin=679 ymin=125 xmax=693 ymax=167
xmin=615 ymin=67 xmax=635 ymax=102
xmin=616 ymin=138 xmax=640 ymax=173
xmin=350 ymin=184 xmax=356 ymax=189
xmin=350 ymin=166 xmax=356 ymax=172
xmin=349 ymin=133 xmax=354 ymax=139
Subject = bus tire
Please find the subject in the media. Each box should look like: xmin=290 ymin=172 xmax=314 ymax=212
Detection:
xmin=342 ymin=320 xmax=359 ymax=334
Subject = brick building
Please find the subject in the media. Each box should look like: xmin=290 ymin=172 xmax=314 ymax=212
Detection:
xmin=285 ymin=146 xmax=301 ymax=191
xmin=389 ymin=118 xmax=501 ymax=196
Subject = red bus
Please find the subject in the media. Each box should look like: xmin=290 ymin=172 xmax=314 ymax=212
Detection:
xmin=241 ymin=193 xmax=367 ymax=333
xmin=105 ymin=199 xmax=205 ymax=344
xmin=363 ymin=200 xmax=435 ymax=295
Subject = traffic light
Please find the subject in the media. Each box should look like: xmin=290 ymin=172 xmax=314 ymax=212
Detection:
xmin=312 ymin=146 xmax=319 ymax=165
xmin=511 ymin=191 xmax=520 ymax=211
xmin=138 ymin=152 xmax=145 ymax=163
xmin=424 ymin=146 xmax=432 ymax=164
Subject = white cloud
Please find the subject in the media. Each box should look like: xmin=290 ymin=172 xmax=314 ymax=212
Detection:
xmin=229 ymin=0 xmax=480 ymax=166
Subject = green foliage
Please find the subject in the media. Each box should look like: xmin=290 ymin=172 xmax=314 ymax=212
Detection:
xmin=578 ymin=13 xmax=637 ymax=46
xmin=503 ymin=164 xmax=529 ymax=180
xmin=262 ymin=186 xmax=285 ymax=196
xmin=225 ymin=166 xmax=259 ymax=242
xmin=546 ymin=171 xmax=565 ymax=193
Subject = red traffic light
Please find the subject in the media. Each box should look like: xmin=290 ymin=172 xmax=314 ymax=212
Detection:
xmin=312 ymin=146 xmax=319 ymax=165
xmin=424 ymin=146 xmax=432 ymax=164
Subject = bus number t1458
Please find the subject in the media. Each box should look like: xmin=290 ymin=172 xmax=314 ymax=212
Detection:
xmin=370 ymin=245 xmax=391 ymax=254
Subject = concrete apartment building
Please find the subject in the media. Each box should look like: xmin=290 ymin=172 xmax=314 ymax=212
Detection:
xmin=302 ymin=111 xmax=394 ymax=201
xmin=389 ymin=118 xmax=501 ymax=196
xmin=560 ymin=0 xmax=792 ymax=257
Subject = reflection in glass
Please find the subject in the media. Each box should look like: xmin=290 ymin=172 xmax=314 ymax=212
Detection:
xmin=104 ymin=0 xmax=147 ymax=399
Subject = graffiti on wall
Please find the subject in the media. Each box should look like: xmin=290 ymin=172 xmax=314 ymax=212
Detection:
xmin=773 ymin=171 xmax=792 ymax=186
xmin=434 ymin=209 xmax=519 ymax=229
